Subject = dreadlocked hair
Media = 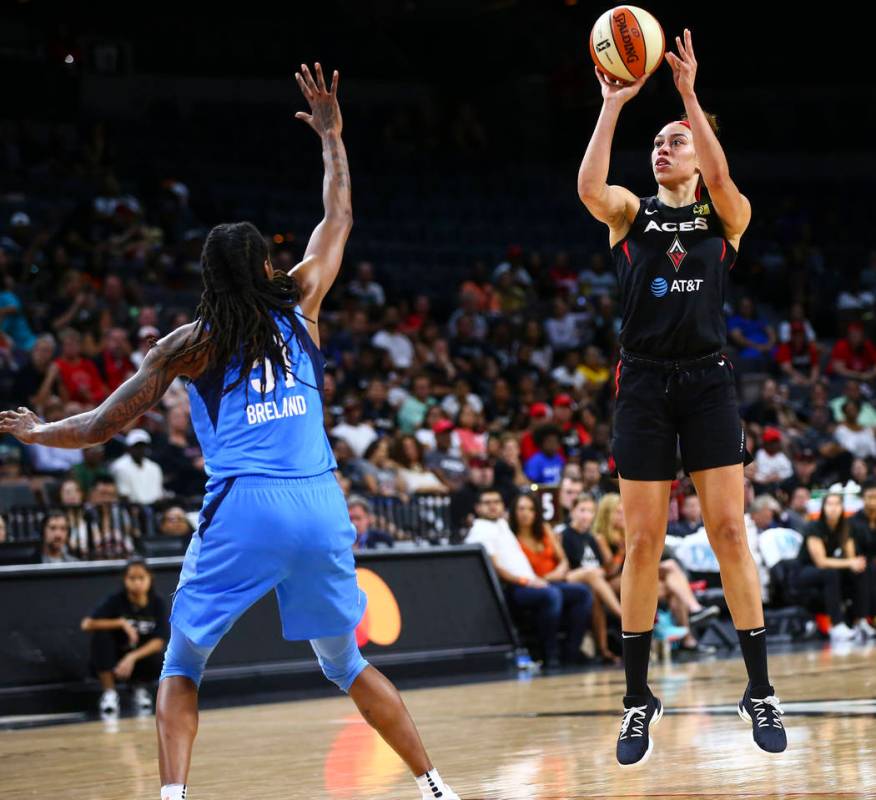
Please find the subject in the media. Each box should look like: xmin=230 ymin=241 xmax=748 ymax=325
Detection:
xmin=186 ymin=221 xmax=303 ymax=396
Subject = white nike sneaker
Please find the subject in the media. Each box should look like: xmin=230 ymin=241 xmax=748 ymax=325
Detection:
xmin=422 ymin=787 xmax=460 ymax=800
xmin=99 ymin=689 xmax=120 ymax=717
xmin=133 ymin=686 xmax=153 ymax=713
xmin=829 ymin=622 xmax=857 ymax=643
xmin=855 ymin=619 xmax=876 ymax=640
xmin=417 ymin=770 xmax=460 ymax=799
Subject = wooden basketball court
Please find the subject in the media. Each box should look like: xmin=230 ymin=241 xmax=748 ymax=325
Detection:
xmin=4 ymin=645 xmax=875 ymax=799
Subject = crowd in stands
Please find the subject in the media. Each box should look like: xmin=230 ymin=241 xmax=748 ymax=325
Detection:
xmin=1 ymin=117 xmax=876 ymax=663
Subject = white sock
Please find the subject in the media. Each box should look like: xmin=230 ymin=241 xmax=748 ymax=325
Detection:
xmin=160 ymin=785 xmax=186 ymax=800
xmin=416 ymin=768 xmax=447 ymax=798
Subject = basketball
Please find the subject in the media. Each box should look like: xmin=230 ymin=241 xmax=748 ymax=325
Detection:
xmin=589 ymin=5 xmax=665 ymax=84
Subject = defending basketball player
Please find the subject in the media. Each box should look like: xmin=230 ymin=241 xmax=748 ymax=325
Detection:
xmin=577 ymin=30 xmax=787 ymax=766
xmin=0 ymin=64 xmax=460 ymax=800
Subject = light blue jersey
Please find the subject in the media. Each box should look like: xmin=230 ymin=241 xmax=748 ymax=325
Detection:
xmin=187 ymin=308 xmax=336 ymax=489
xmin=170 ymin=307 xmax=365 ymax=649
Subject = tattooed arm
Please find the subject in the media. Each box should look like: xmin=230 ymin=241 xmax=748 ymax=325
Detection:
xmin=0 ymin=323 xmax=207 ymax=448
xmin=288 ymin=63 xmax=352 ymax=340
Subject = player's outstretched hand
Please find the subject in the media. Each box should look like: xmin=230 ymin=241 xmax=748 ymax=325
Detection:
xmin=595 ymin=66 xmax=650 ymax=106
xmin=0 ymin=406 xmax=41 ymax=444
xmin=665 ymin=28 xmax=697 ymax=99
xmin=294 ymin=63 xmax=342 ymax=138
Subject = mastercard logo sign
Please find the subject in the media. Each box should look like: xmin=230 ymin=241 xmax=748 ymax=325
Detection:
xmin=354 ymin=568 xmax=402 ymax=647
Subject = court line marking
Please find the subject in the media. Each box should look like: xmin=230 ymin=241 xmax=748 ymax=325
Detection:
xmin=460 ymin=795 xmax=876 ymax=799
xmin=468 ymin=695 xmax=876 ymax=721
xmin=0 ymin=712 xmax=85 ymax=724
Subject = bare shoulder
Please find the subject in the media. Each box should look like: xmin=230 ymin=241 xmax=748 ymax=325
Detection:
xmin=148 ymin=321 xmax=210 ymax=380
xmin=609 ymin=184 xmax=641 ymax=216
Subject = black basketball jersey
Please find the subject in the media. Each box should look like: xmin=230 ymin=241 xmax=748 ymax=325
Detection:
xmin=610 ymin=194 xmax=737 ymax=359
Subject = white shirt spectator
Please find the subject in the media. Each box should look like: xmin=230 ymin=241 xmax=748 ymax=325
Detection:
xmin=28 ymin=444 xmax=83 ymax=474
xmin=110 ymin=454 xmax=164 ymax=504
xmin=837 ymin=289 xmax=876 ymax=312
xmin=441 ymin=392 xmax=484 ymax=418
xmin=529 ymin=345 xmax=554 ymax=375
xmin=544 ymin=313 xmax=584 ymax=350
xmin=348 ymin=280 xmax=385 ymax=306
xmin=753 ymin=448 xmax=793 ymax=483
xmin=398 ymin=467 xmax=445 ymax=494
xmin=578 ymin=268 xmax=617 ymax=297
xmin=466 ymin=517 xmax=536 ymax=579
xmin=331 ymin=421 xmax=378 ymax=458
xmin=372 ymin=329 xmax=414 ymax=369
xmin=416 ymin=428 xmax=462 ymax=456
xmin=492 ymin=262 xmax=532 ymax=286
xmin=387 ymin=385 xmax=410 ymax=408
xmin=778 ymin=319 xmax=816 ymax=343
xmin=835 ymin=424 xmax=876 ymax=459
xmin=415 ymin=428 xmax=436 ymax=452
xmin=551 ymin=364 xmax=586 ymax=390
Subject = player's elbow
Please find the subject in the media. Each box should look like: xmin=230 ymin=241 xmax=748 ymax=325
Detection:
xmin=577 ymin=182 xmax=604 ymax=205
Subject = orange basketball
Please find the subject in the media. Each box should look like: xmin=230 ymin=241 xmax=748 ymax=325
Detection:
xmin=589 ymin=6 xmax=665 ymax=84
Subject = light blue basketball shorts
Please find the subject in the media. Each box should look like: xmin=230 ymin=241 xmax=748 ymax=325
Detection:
xmin=170 ymin=471 xmax=367 ymax=648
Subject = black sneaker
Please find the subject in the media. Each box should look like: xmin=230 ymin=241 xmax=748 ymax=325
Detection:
xmin=678 ymin=640 xmax=717 ymax=656
xmin=616 ymin=693 xmax=663 ymax=768
xmin=737 ymin=685 xmax=787 ymax=754
xmin=689 ymin=605 xmax=720 ymax=627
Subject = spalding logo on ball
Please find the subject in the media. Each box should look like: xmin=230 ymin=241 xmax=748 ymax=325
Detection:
xmin=590 ymin=6 xmax=665 ymax=84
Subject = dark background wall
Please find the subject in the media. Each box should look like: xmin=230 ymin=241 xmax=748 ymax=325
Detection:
xmin=0 ymin=547 xmax=515 ymax=700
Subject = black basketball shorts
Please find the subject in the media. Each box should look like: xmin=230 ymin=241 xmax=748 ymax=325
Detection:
xmin=611 ymin=349 xmax=753 ymax=481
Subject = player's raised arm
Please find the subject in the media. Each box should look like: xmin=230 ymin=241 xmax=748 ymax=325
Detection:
xmin=289 ymin=62 xmax=352 ymax=323
xmin=666 ymin=28 xmax=750 ymax=238
xmin=577 ymin=68 xmax=649 ymax=232
xmin=0 ymin=324 xmax=206 ymax=448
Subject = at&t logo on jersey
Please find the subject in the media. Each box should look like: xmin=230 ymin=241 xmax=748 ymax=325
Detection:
xmin=651 ymin=277 xmax=704 ymax=297
xmin=650 ymin=277 xmax=668 ymax=297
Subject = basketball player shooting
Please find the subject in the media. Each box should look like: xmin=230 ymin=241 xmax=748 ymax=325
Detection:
xmin=577 ymin=29 xmax=787 ymax=767
xmin=0 ymin=63 xmax=460 ymax=800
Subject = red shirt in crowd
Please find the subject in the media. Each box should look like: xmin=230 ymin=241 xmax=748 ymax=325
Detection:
xmin=775 ymin=341 xmax=819 ymax=370
xmin=98 ymin=350 xmax=135 ymax=391
xmin=560 ymin=420 xmax=592 ymax=449
xmin=828 ymin=338 xmax=876 ymax=374
xmin=55 ymin=357 xmax=109 ymax=404
xmin=520 ymin=429 xmax=538 ymax=463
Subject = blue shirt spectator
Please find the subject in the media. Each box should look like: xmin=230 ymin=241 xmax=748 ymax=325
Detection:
xmin=0 ymin=289 xmax=35 ymax=351
xmin=524 ymin=452 xmax=564 ymax=485
xmin=524 ymin=426 xmax=566 ymax=485
xmin=727 ymin=297 xmax=775 ymax=360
